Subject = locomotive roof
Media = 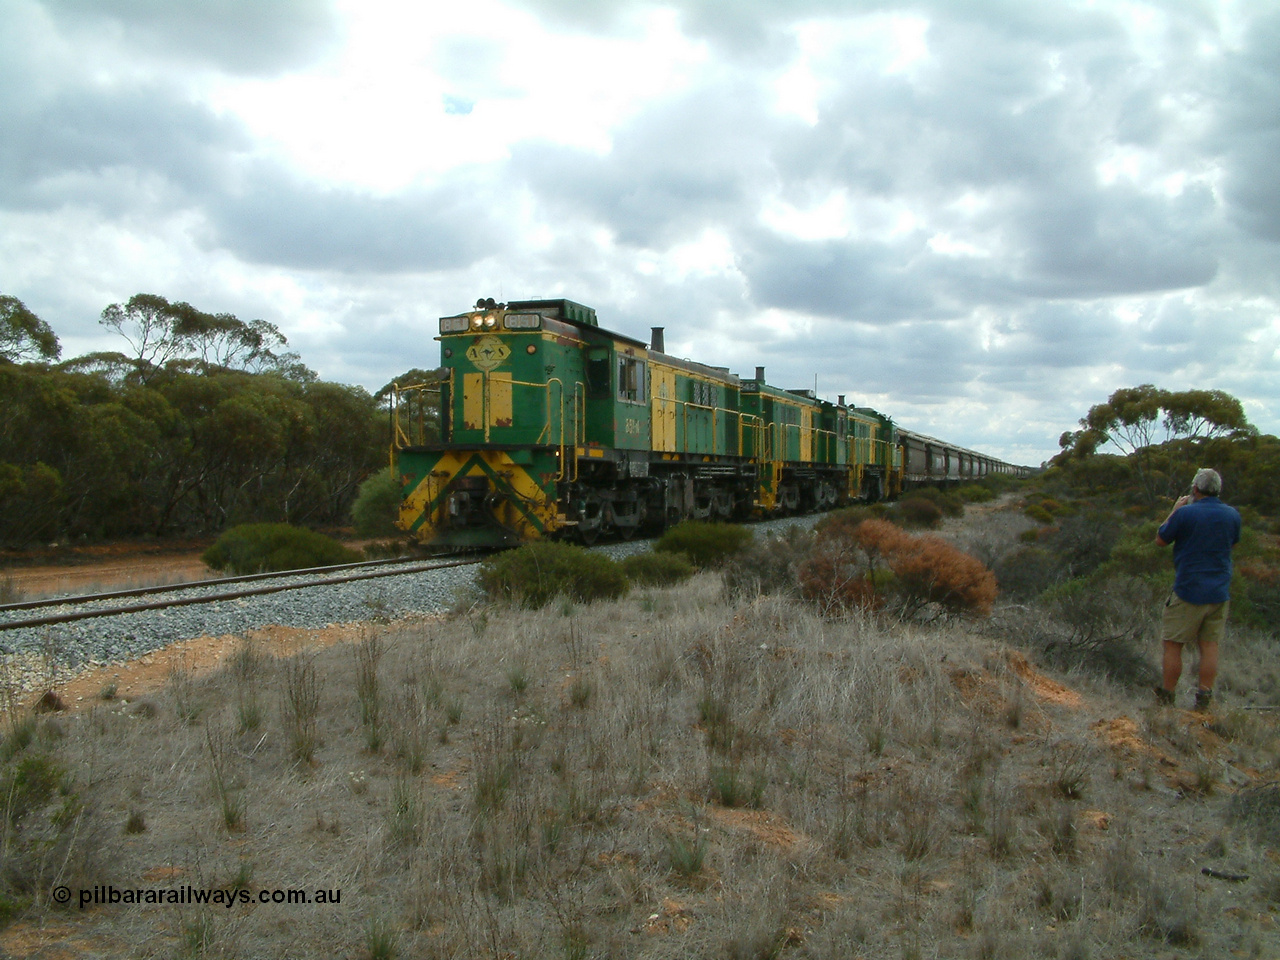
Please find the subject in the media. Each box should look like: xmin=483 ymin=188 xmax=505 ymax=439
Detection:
xmin=505 ymin=298 xmax=650 ymax=349
xmin=647 ymin=349 xmax=740 ymax=384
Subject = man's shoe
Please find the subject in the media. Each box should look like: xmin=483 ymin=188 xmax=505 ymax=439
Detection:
xmin=1194 ymin=688 xmax=1213 ymax=712
xmin=1154 ymin=686 xmax=1175 ymax=706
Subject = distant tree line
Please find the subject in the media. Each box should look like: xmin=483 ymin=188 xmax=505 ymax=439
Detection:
xmin=0 ymin=292 xmax=404 ymax=547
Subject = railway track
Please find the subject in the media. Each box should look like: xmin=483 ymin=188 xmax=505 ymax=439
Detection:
xmin=0 ymin=556 xmax=483 ymax=632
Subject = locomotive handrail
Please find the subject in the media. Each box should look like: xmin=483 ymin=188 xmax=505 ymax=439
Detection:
xmin=391 ymin=379 xmax=444 ymax=449
xmin=572 ymin=382 xmax=584 ymax=482
xmin=545 ymin=377 xmax=564 ymax=477
xmin=677 ymin=399 xmax=741 ymax=457
xmin=741 ymin=413 xmax=764 ymax=462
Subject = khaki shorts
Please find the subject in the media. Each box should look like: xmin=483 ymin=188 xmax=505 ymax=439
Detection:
xmin=1161 ymin=594 xmax=1228 ymax=647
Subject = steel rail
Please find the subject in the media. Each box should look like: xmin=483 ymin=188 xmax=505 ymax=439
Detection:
xmin=0 ymin=558 xmax=480 ymax=632
xmin=0 ymin=556 xmax=453 ymax=614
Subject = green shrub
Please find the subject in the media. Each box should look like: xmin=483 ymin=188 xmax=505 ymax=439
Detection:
xmin=1038 ymin=572 xmax=1163 ymax=685
xmin=1236 ymin=561 xmax=1280 ymax=633
xmin=993 ymin=545 xmax=1062 ymax=600
xmin=202 ymin=523 xmax=361 ymax=574
xmin=479 ymin=541 xmax=629 ymax=608
xmin=1025 ymin=504 xmax=1055 ymax=525
xmin=620 ymin=551 xmax=695 ymax=587
xmin=955 ymin=484 xmax=996 ymax=503
xmin=906 ymin=486 xmax=964 ymax=518
xmin=350 ymin=467 xmax=403 ymax=538
xmin=1 ymin=753 xmax=66 ymax=826
xmin=896 ymin=497 xmax=944 ymax=529
xmin=1102 ymin=521 xmax=1168 ymax=579
xmin=0 ymin=749 xmax=100 ymax=914
xmin=654 ymin=521 xmax=753 ymax=569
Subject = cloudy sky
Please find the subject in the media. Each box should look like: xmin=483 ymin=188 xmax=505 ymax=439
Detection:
xmin=2 ymin=0 xmax=1277 ymax=465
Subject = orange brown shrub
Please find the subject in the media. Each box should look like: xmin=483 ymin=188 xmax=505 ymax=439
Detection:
xmin=800 ymin=516 xmax=997 ymax=619
xmin=881 ymin=535 xmax=998 ymax=618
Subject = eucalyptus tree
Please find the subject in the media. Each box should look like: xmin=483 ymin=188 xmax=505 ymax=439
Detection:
xmin=0 ymin=294 xmax=59 ymax=363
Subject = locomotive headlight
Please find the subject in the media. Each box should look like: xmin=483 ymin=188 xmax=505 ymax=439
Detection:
xmin=469 ymin=315 xmax=483 ymax=330
xmin=482 ymin=313 xmax=498 ymax=329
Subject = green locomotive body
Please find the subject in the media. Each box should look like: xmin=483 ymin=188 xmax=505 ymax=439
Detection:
xmin=392 ymin=297 xmax=1014 ymax=550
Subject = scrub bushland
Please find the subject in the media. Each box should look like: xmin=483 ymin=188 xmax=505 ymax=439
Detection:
xmin=3 ymin=510 xmax=1278 ymax=959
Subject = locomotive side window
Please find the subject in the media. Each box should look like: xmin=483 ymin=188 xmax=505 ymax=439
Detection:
xmin=587 ymin=348 xmax=611 ymax=397
xmin=617 ymin=356 xmax=646 ymax=404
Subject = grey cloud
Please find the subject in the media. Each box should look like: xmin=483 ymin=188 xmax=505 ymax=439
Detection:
xmin=991 ymin=305 xmax=1125 ymax=370
xmin=38 ymin=0 xmax=339 ymax=75
xmin=0 ymin=83 xmax=245 ymax=211
xmin=1216 ymin=9 xmax=1280 ymax=241
xmin=512 ymin=81 xmax=782 ymax=247
xmin=737 ymin=316 xmax=981 ymax=403
xmin=1012 ymin=184 xmax=1219 ymax=296
xmin=511 ymin=0 xmax=1125 ymax=60
xmin=207 ymin=166 xmax=509 ymax=273
xmin=0 ymin=33 xmax=503 ymax=276
xmin=741 ymin=233 xmax=946 ymax=321
xmin=516 ymin=140 xmax=745 ymax=247
xmin=737 ymin=7 xmax=1222 ymax=317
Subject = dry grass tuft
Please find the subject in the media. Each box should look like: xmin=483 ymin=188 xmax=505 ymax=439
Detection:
xmin=3 ymin=546 xmax=1278 ymax=958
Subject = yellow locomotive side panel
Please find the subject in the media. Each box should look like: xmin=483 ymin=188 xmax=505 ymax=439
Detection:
xmin=651 ymin=363 xmax=678 ymax=452
xmin=462 ymin=373 xmax=483 ymax=431
xmin=800 ymin=407 xmax=813 ymax=462
xmin=488 ymin=372 xmax=512 ymax=428
xmin=460 ymin=372 xmax=516 ymax=435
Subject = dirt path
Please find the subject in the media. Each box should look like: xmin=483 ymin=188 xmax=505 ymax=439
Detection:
xmin=3 ymin=554 xmax=214 ymax=599
xmin=3 ymin=540 xmax=396 ymax=713
xmin=49 ymin=621 xmax=387 ymax=711
xmin=1 ymin=540 xmax=215 ymax=600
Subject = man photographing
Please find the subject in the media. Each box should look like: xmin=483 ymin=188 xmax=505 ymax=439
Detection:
xmin=1154 ymin=467 xmax=1241 ymax=711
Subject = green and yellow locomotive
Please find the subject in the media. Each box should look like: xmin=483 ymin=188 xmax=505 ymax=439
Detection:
xmin=393 ymin=297 xmax=993 ymax=550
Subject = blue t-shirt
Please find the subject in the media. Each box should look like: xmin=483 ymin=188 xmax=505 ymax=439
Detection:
xmin=1158 ymin=496 xmax=1241 ymax=605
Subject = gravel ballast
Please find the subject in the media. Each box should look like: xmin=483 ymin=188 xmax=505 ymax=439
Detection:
xmin=0 ymin=516 xmax=820 ymax=688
